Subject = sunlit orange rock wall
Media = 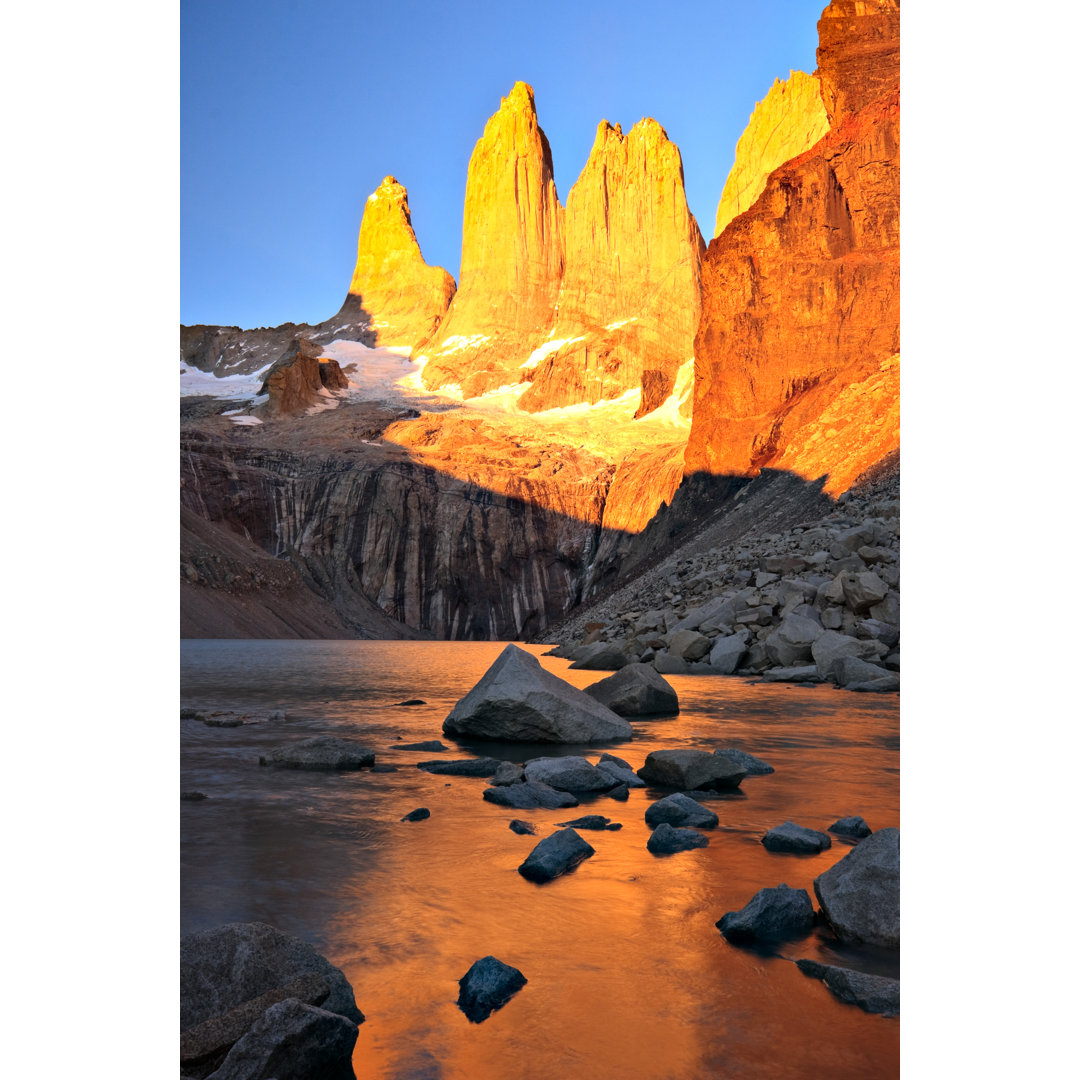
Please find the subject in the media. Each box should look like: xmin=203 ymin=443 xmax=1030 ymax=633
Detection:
xmin=418 ymin=82 xmax=563 ymax=397
xmin=519 ymin=120 xmax=704 ymax=416
xmin=685 ymin=0 xmax=899 ymax=495
xmin=714 ymin=71 xmax=830 ymax=239
xmin=817 ymin=0 xmax=901 ymax=126
xmin=340 ymin=176 xmax=456 ymax=349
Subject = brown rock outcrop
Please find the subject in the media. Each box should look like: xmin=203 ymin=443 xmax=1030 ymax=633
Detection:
xmin=418 ymin=82 xmax=563 ymax=397
xmin=714 ymin=71 xmax=830 ymax=239
xmin=258 ymin=339 xmax=348 ymax=416
xmin=340 ymin=175 xmax=456 ymax=349
xmin=685 ymin=0 xmax=899 ymax=493
xmin=519 ymin=119 xmax=704 ymax=417
xmin=817 ymin=0 xmax=900 ymax=126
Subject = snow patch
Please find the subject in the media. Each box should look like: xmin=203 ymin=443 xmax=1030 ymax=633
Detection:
xmin=228 ymin=416 xmax=263 ymax=426
xmin=436 ymin=334 xmax=489 ymax=355
xmin=519 ymin=337 xmax=580 ymax=370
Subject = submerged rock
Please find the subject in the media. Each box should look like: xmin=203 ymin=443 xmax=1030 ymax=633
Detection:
xmin=397 ymin=740 xmax=446 ymax=751
xmin=392 ymin=699 xmax=427 ymax=707
xmin=716 ymin=885 xmax=814 ymax=944
xmin=518 ymin=828 xmax=596 ymax=882
xmin=814 ymin=827 xmax=899 ymax=948
xmin=637 ymin=749 xmax=746 ymax=791
xmin=712 ymin=747 xmax=775 ymax=775
xmin=583 ymin=662 xmax=679 ymax=716
xmin=400 ymin=807 xmax=430 ymax=822
xmin=647 ymin=822 xmax=710 ymax=854
xmin=795 ymin=959 xmax=900 ymax=1016
xmin=761 ymin=822 xmax=832 ymax=854
xmin=508 ymin=819 xmax=536 ymax=835
xmin=482 ymin=782 xmax=579 ymax=810
xmin=828 ymin=815 xmax=872 ymax=838
xmin=416 ymin=757 xmax=501 ymax=777
xmin=258 ymin=736 xmax=374 ymax=771
xmin=644 ymin=793 xmax=719 ymax=829
xmin=443 ymin=644 xmax=632 ymax=743
xmin=456 ymin=956 xmax=528 ymax=1022
xmin=554 ymin=815 xmax=622 ymax=831
xmin=181 ymin=791 xmax=209 ymax=801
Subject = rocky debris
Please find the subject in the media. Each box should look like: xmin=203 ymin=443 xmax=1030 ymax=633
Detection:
xmin=201 ymin=997 xmax=358 ymax=1080
xmin=828 ymin=815 xmax=872 ymax=838
xmin=716 ymin=885 xmax=815 ymax=944
xmin=568 ymin=642 xmax=630 ymax=671
xmin=482 ymin=782 xmax=579 ymax=810
xmin=400 ymin=808 xmax=430 ymax=822
xmin=761 ymin=822 xmax=832 ymax=854
xmin=508 ymin=819 xmax=536 ymax=835
xmin=258 ymin=736 xmax=375 ymax=771
xmin=393 ymin=699 xmax=427 ymax=707
xmin=523 ymin=756 xmax=618 ymax=793
xmin=647 ymin=823 xmax=710 ymax=854
xmin=416 ymin=757 xmax=502 ymax=777
xmin=181 ymin=791 xmax=209 ymax=801
xmin=583 ymin=663 xmax=679 ymax=716
xmin=835 ymin=655 xmax=901 ymax=692
xmin=713 ymin=747 xmax=774 ymax=775
xmin=443 ymin=644 xmax=632 ymax=743
xmin=814 ymin=827 xmax=900 ymax=948
xmin=816 ymin=0 xmax=900 ymax=127
xmin=518 ymin=828 xmax=596 ymax=883
xmin=637 ymin=749 xmax=746 ymax=791
xmin=456 ymin=956 xmax=528 ymax=1023
xmin=795 ymin=958 xmax=900 ymax=1016
xmin=554 ymin=815 xmax=622 ymax=831
xmin=180 ymin=922 xmax=363 ymax=1032
xmin=397 ymin=739 xmax=446 ymax=751
xmin=644 ymin=793 xmax=719 ymax=830
xmin=491 ymin=761 xmax=526 ymax=785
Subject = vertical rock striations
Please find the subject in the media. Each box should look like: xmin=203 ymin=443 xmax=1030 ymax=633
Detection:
xmin=418 ymin=82 xmax=563 ymax=397
xmin=519 ymin=119 xmax=704 ymax=417
xmin=338 ymin=175 xmax=456 ymax=350
xmin=685 ymin=0 xmax=900 ymax=495
xmin=714 ymin=71 xmax=830 ymax=239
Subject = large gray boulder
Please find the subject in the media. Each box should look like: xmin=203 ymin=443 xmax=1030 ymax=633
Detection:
xmin=180 ymin=922 xmax=363 ymax=1031
xmin=637 ymin=749 xmax=746 ymax=791
xmin=456 ymin=956 xmax=527 ymax=1023
xmin=595 ymin=758 xmax=645 ymax=788
xmin=764 ymin=613 xmax=823 ymax=666
xmin=443 ymin=645 xmax=632 ymax=743
xmin=568 ymin=641 xmax=630 ymax=670
xmin=716 ymin=884 xmax=814 ymax=943
xmin=204 ymin=998 xmax=358 ymax=1080
xmin=832 ymin=655 xmax=893 ymax=689
xmin=258 ymin=736 xmax=374 ymax=770
xmin=584 ymin=663 xmax=679 ymax=717
xmin=839 ymin=570 xmax=889 ymax=613
xmin=481 ymin=782 xmax=579 ymax=810
xmin=795 ymin=959 xmax=900 ymax=1016
xmin=518 ymin=828 xmax=595 ymax=883
xmin=814 ymin=827 xmax=900 ymax=948
xmin=644 ymin=793 xmax=719 ymax=829
xmin=811 ymin=631 xmax=880 ymax=681
xmin=707 ymin=631 xmax=749 ymax=674
xmin=523 ymin=756 xmax=616 ymax=793
xmin=666 ymin=629 xmax=712 ymax=662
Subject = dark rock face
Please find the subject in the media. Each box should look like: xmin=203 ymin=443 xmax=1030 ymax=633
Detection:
xmin=814 ymin=826 xmax=899 ymax=948
xmin=456 ymin=956 xmax=528 ymax=1023
xmin=258 ymin=736 xmax=375 ymax=770
xmin=203 ymin=998 xmax=358 ymax=1080
xmin=584 ymin=663 xmax=679 ymax=717
xmin=716 ymin=885 xmax=814 ymax=944
xmin=482 ymin=782 xmax=579 ymax=810
xmin=180 ymin=922 xmax=363 ymax=1031
xmin=637 ymin=749 xmax=746 ymax=791
xmin=416 ymin=757 xmax=502 ymax=777
xmin=828 ymin=815 xmax=872 ymax=838
xmin=761 ymin=821 xmax=832 ymax=854
xmin=644 ymin=793 xmax=719 ymax=830
xmin=518 ymin=828 xmax=596 ymax=882
xmin=646 ymin=822 xmax=709 ymax=854
xmin=795 ymin=958 xmax=900 ymax=1016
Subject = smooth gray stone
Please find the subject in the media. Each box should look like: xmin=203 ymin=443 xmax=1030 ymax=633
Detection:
xmin=416 ymin=757 xmax=501 ymax=777
xmin=652 ymin=651 xmax=689 ymax=675
xmin=707 ymin=631 xmax=750 ymax=674
xmin=814 ymin=827 xmax=900 ymax=948
xmin=637 ymin=749 xmax=746 ymax=791
xmin=647 ymin=822 xmax=709 ymax=854
xmin=828 ymin=816 xmax=872 ymax=838
xmin=584 ymin=663 xmax=679 ymax=717
xmin=258 ymin=736 xmax=374 ymax=771
xmin=644 ymin=793 xmax=719 ymax=829
xmin=713 ymin=747 xmax=775 ymax=775
xmin=523 ymin=756 xmax=616 ymax=792
xmin=518 ymin=828 xmax=595 ymax=883
xmin=490 ymin=761 xmax=525 ymax=785
xmin=456 ymin=956 xmax=527 ymax=1022
xmin=716 ymin=884 xmax=813 ymax=943
xmin=482 ymin=782 xmax=579 ymax=810
xmin=762 ymin=821 xmax=832 ymax=854
xmin=795 ymin=959 xmax=900 ymax=1015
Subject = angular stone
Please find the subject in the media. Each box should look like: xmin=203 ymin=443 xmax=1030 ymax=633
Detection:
xmin=491 ymin=761 xmax=525 ymax=786
xmin=258 ymin=735 xmax=375 ymax=771
xmin=832 ymin=655 xmax=888 ymax=688
xmin=523 ymin=756 xmax=617 ymax=793
xmin=667 ymin=629 xmax=712 ymax=662
xmin=761 ymin=821 xmax=832 ymax=854
xmin=584 ymin=663 xmax=679 ymax=717
xmin=644 ymin=793 xmax=719 ymax=829
xmin=707 ymin=631 xmax=749 ymax=674
xmin=795 ymin=959 xmax=900 ymax=1016
xmin=652 ymin=651 xmax=690 ymax=675
xmin=518 ymin=828 xmax=596 ymax=883
xmin=859 ymin=619 xmax=900 ymax=648
xmin=482 ymin=782 xmax=579 ymax=810
xmin=712 ymin=747 xmax=775 ymax=775
xmin=814 ymin=827 xmax=900 ymax=948
xmin=554 ymin=815 xmax=622 ymax=831
xmin=647 ymin=822 xmax=709 ymax=854
xmin=443 ymin=644 xmax=632 ymax=744
xmin=637 ymin=749 xmax=746 ymax=791
xmin=456 ymin=956 xmax=527 ymax=1023
xmin=508 ymin=819 xmax=535 ymax=835
xmin=761 ymin=665 xmax=822 ymax=683
xmin=595 ymin=759 xmax=646 ymax=788
xmin=764 ymin=612 xmax=824 ymax=666
xmin=839 ymin=571 xmax=889 ymax=614
xmin=811 ymin=630 xmax=880 ymax=681
xmin=416 ymin=757 xmax=502 ymax=777
xmin=568 ymin=641 xmax=630 ymax=671
xmin=828 ymin=816 xmax=872 ymax=838
xmin=716 ymin=884 xmax=814 ymax=944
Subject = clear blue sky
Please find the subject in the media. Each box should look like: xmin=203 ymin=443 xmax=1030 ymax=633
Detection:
xmin=181 ymin=0 xmax=824 ymax=328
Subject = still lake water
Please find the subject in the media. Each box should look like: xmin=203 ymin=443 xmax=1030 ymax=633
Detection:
xmin=181 ymin=640 xmax=899 ymax=1079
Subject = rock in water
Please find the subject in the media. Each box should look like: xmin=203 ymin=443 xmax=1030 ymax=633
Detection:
xmin=554 ymin=815 xmax=622 ymax=831
xmin=712 ymin=747 xmax=775 ymax=775
xmin=416 ymin=757 xmax=502 ymax=777
xmin=482 ymin=782 xmax=579 ymax=810
xmin=795 ymin=958 xmax=900 ymax=1016
xmin=180 ymin=922 xmax=363 ymax=1031
xmin=761 ymin=822 xmax=832 ymax=854
xmin=518 ymin=828 xmax=596 ymax=883
xmin=508 ymin=819 xmax=536 ymax=835
xmin=646 ymin=823 xmax=709 ymax=854
xmin=644 ymin=793 xmax=719 ymax=830
xmin=456 ymin=956 xmax=528 ymax=1022
xmin=400 ymin=808 xmax=430 ymax=822
xmin=201 ymin=998 xmax=358 ymax=1080
xmin=637 ymin=749 xmax=746 ymax=791
xmin=258 ymin=736 xmax=375 ymax=771
xmin=443 ymin=644 xmax=632 ymax=743
xmin=716 ymin=885 xmax=814 ymax=944
xmin=584 ymin=663 xmax=679 ymax=717
xmin=828 ymin=815 xmax=872 ymax=838
xmin=523 ymin=756 xmax=617 ymax=792
xmin=814 ymin=826 xmax=899 ymax=948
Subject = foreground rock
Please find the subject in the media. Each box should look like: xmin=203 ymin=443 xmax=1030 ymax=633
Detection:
xmin=523 ymin=756 xmax=617 ymax=792
xmin=258 ymin=736 xmax=374 ymax=771
xmin=761 ymin=822 xmax=832 ymax=854
xmin=814 ymin=827 xmax=900 ymax=948
xmin=518 ymin=828 xmax=596 ymax=883
xmin=205 ymin=998 xmax=358 ymax=1080
xmin=637 ymin=749 xmax=746 ymax=791
xmin=647 ymin=822 xmax=709 ymax=854
xmin=180 ymin=922 xmax=363 ymax=1032
xmin=828 ymin=815 xmax=872 ymax=838
xmin=443 ymin=645 xmax=632 ymax=743
xmin=716 ymin=885 xmax=814 ymax=944
xmin=416 ymin=757 xmax=502 ymax=777
xmin=644 ymin=793 xmax=719 ymax=829
xmin=456 ymin=956 xmax=528 ymax=1023
xmin=795 ymin=959 xmax=900 ymax=1016
xmin=583 ymin=663 xmax=679 ymax=716
xmin=482 ymin=782 xmax=579 ymax=810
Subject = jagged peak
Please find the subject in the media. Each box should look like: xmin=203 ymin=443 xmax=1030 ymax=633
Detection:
xmin=627 ymin=117 xmax=670 ymax=144
xmin=380 ymin=175 xmax=399 ymax=188
xmin=503 ymin=81 xmax=536 ymax=112
xmin=592 ymin=120 xmax=624 ymax=150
